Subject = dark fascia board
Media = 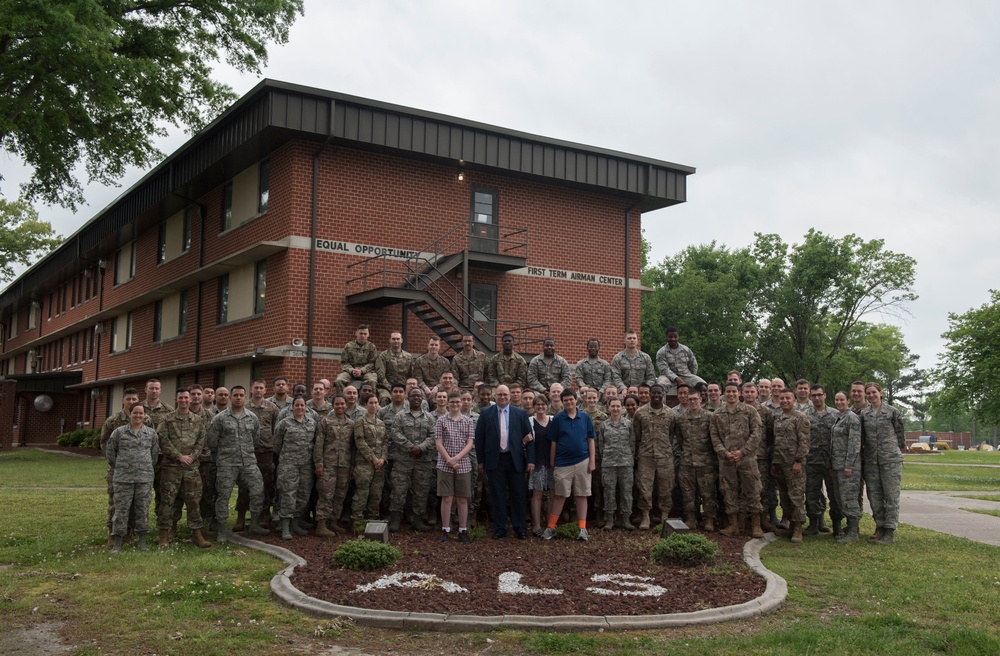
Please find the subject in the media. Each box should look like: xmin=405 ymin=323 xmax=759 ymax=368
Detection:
xmin=0 ymin=79 xmax=694 ymax=315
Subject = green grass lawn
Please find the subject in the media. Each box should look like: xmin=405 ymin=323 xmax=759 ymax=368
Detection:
xmin=2 ymin=449 xmax=1000 ymax=655
xmin=904 ymin=450 xmax=1000 ymax=465
xmin=0 ymin=448 xmax=105 ymax=487
xmin=953 ymin=494 xmax=1000 ymax=503
xmin=902 ymin=463 xmax=1000 ymax=491
xmin=959 ymin=507 xmax=1000 ymax=519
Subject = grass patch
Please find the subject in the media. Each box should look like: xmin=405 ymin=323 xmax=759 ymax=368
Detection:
xmin=952 ymin=494 xmax=1000 ymax=503
xmin=901 ymin=463 xmax=1000 ymax=491
xmin=959 ymin=507 xmax=1000 ymax=518
xmin=3 ymin=451 xmax=1000 ymax=655
xmin=904 ymin=450 xmax=1000 ymax=465
xmin=0 ymin=449 xmax=105 ymax=487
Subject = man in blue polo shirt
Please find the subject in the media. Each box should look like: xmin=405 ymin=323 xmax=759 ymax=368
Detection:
xmin=542 ymin=388 xmax=596 ymax=541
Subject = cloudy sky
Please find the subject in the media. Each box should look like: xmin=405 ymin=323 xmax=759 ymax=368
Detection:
xmin=7 ymin=1 xmax=1000 ymax=369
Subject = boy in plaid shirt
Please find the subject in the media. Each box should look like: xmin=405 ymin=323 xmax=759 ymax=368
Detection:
xmin=435 ymin=391 xmax=476 ymax=542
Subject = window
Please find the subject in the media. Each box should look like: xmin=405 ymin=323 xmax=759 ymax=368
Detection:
xmin=27 ymin=302 xmax=37 ymax=330
xmin=115 ymin=242 xmax=136 ymax=284
xmin=110 ymin=312 xmax=132 ymax=353
xmin=221 ymin=160 xmax=268 ymax=232
xmin=258 ymin=159 xmax=270 ymax=214
xmin=154 ymin=291 xmax=188 ymax=341
xmin=182 ymin=208 xmax=192 ymax=252
xmin=254 ymin=260 xmax=266 ymax=315
xmin=218 ymin=274 xmax=229 ymax=323
xmin=159 ymin=209 xmax=192 ymax=264
xmin=158 ymin=223 xmax=167 ymax=264
xmin=9 ymin=308 xmax=17 ymax=339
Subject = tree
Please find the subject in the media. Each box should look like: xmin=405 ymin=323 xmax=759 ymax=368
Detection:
xmin=1 ymin=0 xmax=304 ymax=209
xmin=756 ymin=230 xmax=917 ymax=384
xmin=0 ymin=198 xmax=62 ymax=282
xmin=936 ymin=290 xmax=1000 ymax=432
xmin=822 ymin=322 xmax=915 ymax=398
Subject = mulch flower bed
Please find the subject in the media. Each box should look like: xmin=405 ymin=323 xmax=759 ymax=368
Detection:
xmin=254 ymin=528 xmax=765 ymax=617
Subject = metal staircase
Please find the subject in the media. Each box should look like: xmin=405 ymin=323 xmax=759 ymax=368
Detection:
xmin=345 ymin=221 xmax=550 ymax=355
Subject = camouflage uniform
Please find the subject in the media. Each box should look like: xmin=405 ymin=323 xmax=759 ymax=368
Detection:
xmin=611 ymin=349 xmax=656 ymax=393
xmin=655 ymin=343 xmax=706 ymax=392
xmin=598 ymin=417 xmax=635 ymax=520
xmin=345 ymin=405 xmax=366 ymax=423
xmin=752 ymin=402 xmax=778 ymax=519
xmin=336 ymin=339 xmax=378 ymax=391
xmin=273 ymin=415 xmax=317 ymax=520
xmin=771 ymin=410 xmax=810 ymax=523
xmin=242 ymin=398 xmax=279 ymax=520
xmin=266 ymin=395 xmax=292 ymax=412
xmin=710 ymin=404 xmax=762 ymax=514
xmin=192 ymin=407 xmax=218 ymax=529
xmin=526 ymin=354 xmax=572 ymax=395
xmin=453 ymin=349 xmax=489 ymax=391
xmin=375 ymin=348 xmax=413 ymax=404
xmin=585 ymin=407 xmax=608 ymax=518
xmin=389 ymin=408 xmax=437 ymax=519
xmin=794 ymin=401 xmax=811 ymax=414
xmin=860 ymin=403 xmax=905 ymax=531
xmin=100 ymin=410 xmax=151 ymax=533
xmin=314 ymin=413 xmax=354 ymax=523
xmin=486 ymin=352 xmax=528 ymax=389
xmin=352 ymin=415 xmax=388 ymax=519
xmin=832 ymin=409 xmax=862 ymax=521
xmin=106 ymin=423 xmax=159 ymax=537
xmin=576 ymin=356 xmax=613 ymax=394
xmin=676 ymin=408 xmax=719 ymax=521
xmin=805 ymin=405 xmax=840 ymax=523
xmin=207 ymin=409 xmax=264 ymax=527
xmin=633 ymin=405 xmax=676 ymax=516
xmin=411 ymin=354 xmax=453 ymax=392
xmin=156 ymin=411 xmax=206 ymax=530
xmin=277 ymin=404 xmax=321 ymax=424
xmin=143 ymin=400 xmax=174 ymax=513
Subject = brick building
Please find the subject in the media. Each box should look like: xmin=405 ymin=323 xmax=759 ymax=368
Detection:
xmin=0 ymin=80 xmax=693 ymax=447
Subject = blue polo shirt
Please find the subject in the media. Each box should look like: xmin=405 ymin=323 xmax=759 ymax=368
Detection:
xmin=549 ymin=409 xmax=595 ymax=467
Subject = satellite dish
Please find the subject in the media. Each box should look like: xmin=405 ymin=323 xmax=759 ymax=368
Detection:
xmin=34 ymin=395 xmax=54 ymax=412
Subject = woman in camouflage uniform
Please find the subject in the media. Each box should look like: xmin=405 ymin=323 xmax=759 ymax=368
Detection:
xmin=352 ymin=393 xmax=388 ymax=521
xmin=860 ymin=382 xmax=905 ymax=545
xmin=273 ymin=396 xmax=317 ymax=540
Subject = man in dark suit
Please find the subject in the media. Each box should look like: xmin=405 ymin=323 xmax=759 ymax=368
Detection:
xmin=475 ymin=384 xmax=535 ymax=539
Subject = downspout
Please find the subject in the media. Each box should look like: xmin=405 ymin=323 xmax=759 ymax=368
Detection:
xmin=194 ymin=202 xmax=208 ymax=380
xmin=309 ymin=102 xmax=336 ymax=385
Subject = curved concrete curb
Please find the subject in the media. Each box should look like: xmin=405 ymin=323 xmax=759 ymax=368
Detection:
xmin=231 ymin=532 xmax=786 ymax=631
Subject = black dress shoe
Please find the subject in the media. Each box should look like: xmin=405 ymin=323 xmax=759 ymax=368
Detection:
xmin=516 ymin=531 xmax=528 ymax=540
xmin=492 ymin=532 xmax=506 ymax=540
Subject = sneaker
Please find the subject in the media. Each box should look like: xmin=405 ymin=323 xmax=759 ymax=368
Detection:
xmin=439 ymin=529 xmax=451 ymax=542
xmin=577 ymin=528 xmax=589 ymax=542
xmin=541 ymin=527 xmax=554 ymax=540
xmin=458 ymin=531 xmax=471 ymax=544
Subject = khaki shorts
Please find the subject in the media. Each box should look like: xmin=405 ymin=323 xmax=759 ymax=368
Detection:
xmin=553 ymin=459 xmax=591 ymax=498
xmin=437 ymin=470 xmax=472 ymax=498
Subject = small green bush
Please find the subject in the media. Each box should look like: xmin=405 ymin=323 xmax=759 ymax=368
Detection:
xmin=55 ymin=428 xmax=101 ymax=448
xmin=332 ymin=539 xmax=401 ymax=571
xmin=554 ymin=522 xmax=580 ymax=540
xmin=651 ymin=533 xmax=720 ymax=565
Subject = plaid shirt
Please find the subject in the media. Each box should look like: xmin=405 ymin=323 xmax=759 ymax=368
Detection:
xmin=434 ymin=414 xmax=475 ymax=474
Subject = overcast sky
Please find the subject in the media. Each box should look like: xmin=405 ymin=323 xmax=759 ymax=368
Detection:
xmin=7 ymin=1 xmax=1000 ymax=370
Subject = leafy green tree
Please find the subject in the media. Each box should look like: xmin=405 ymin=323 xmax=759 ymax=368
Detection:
xmin=756 ymin=230 xmax=917 ymax=384
xmin=822 ymin=322 xmax=914 ymax=397
xmin=0 ymin=198 xmax=61 ymax=282
xmin=936 ymin=290 xmax=1000 ymax=431
xmin=1 ymin=0 xmax=304 ymax=209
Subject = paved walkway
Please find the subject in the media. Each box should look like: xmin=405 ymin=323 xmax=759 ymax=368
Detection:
xmin=866 ymin=490 xmax=1000 ymax=547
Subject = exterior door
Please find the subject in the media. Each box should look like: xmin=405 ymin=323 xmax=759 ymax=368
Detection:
xmin=469 ymin=284 xmax=497 ymax=350
xmin=469 ymin=188 xmax=498 ymax=254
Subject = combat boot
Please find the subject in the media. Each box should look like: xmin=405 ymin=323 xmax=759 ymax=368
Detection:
xmin=137 ymin=532 xmax=148 ymax=551
xmin=279 ymin=518 xmax=293 ymax=541
xmin=702 ymin=516 xmax=715 ymax=532
xmin=298 ymin=514 xmax=316 ymax=529
xmin=760 ymin=511 xmax=775 ymax=533
xmin=158 ymin=529 xmax=171 ymax=548
xmin=684 ymin=512 xmax=698 ymax=531
xmin=249 ymin=513 xmax=269 ymax=536
xmin=388 ymin=511 xmax=402 ymax=533
xmin=328 ymin=519 xmax=346 ymax=534
xmin=790 ymin=521 xmax=803 ymax=543
xmin=314 ymin=519 xmax=337 ymax=538
xmin=751 ymin=513 xmax=764 ymax=539
xmin=191 ymin=528 xmax=212 ymax=548
xmin=290 ymin=518 xmax=308 ymax=536
xmin=719 ymin=513 xmax=740 ymax=536
xmin=818 ymin=514 xmax=832 ymax=533
xmin=621 ymin=513 xmax=637 ymax=531
xmin=217 ymin=525 xmax=229 ymax=543
xmin=232 ymin=510 xmax=247 ymax=533
xmin=837 ymin=518 xmax=859 ymax=543
xmin=875 ymin=527 xmax=895 ymax=545
xmin=639 ymin=511 xmax=651 ymax=531
xmin=111 ymin=535 xmax=123 ymax=554
xmin=831 ymin=516 xmax=843 ymax=538
xmin=738 ymin=513 xmax=749 ymax=535
xmin=803 ymin=514 xmax=821 ymax=536
xmin=409 ymin=512 xmax=430 ymax=532
xmin=169 ymin=522 xmax=178 ymax=541
xmin=868 ymin=526 xmax=884 ymax=543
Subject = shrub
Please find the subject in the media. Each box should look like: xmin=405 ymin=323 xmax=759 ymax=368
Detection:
xmin=651 ymin=533 xmax=720 ymax=565
xmin=554 ymin=522 xmax=580 ymax=540
xmin=55 ymin=428 xmax=101 ymax=448
xmin=332 ymin=539 xmax=401 ymax=571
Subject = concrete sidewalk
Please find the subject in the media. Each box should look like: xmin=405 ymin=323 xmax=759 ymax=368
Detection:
xmin=867 ymin=490 xmax=1000 ymax=547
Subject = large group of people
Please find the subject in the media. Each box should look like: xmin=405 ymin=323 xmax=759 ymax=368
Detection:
xmin=100 ymin=324 xmax=906 ymax=552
